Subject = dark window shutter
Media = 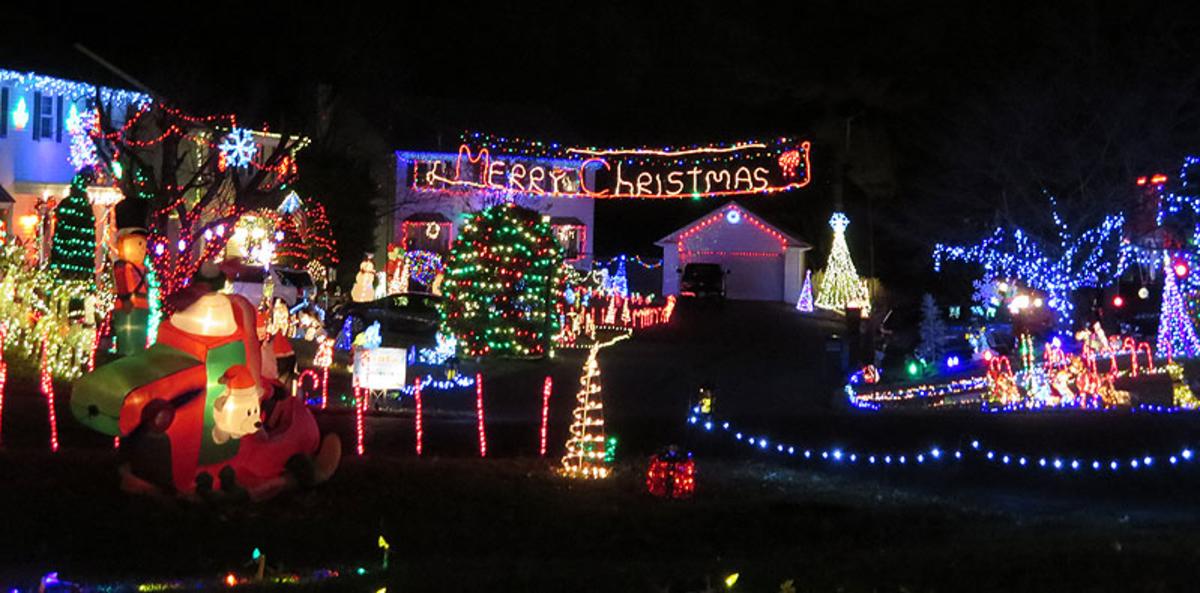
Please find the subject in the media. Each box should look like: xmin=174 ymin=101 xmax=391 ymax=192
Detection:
xmin=55 ymin=96 xmax=63 ymax=142
xmin=0 ymin=88 xmax=8 ymax=138
xmin=31 ymin=92 xmax=40 ymax=140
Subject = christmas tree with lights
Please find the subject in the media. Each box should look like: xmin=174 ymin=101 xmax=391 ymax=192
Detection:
xmin=444 ymin=203 xmax=563 ymax=358
xmin=795 ymin=269 xmax=814 ymax=312
xmin=815 ymin=212 xmax=870 ymax=313
xmin=1157 ymin=254 xmax=1200 ymax=358
xmin=560 ymin=347 xmax=610 ymax=479
xmin=49 ymin=170 xmax=97 ymax=283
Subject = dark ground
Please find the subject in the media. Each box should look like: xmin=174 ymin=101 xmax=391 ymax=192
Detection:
xmin=3 ymin=301 xmax=1200 ymax=592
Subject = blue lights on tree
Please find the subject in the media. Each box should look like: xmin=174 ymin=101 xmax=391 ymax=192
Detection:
xmin=1157 ymin=253 xmax=1200 ymax=358
xmin=607 ymin=257 xmax=629 ymax=298
xmin=932 ymin=195 xmax=1126 ymax=325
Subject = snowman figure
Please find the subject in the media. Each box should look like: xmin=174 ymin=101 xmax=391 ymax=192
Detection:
xmin=351 ymin=256 xmax=376 ymax=302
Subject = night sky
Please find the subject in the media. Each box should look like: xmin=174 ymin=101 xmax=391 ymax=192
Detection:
xmin=9 ymin=2 xmax=1200 ymax=301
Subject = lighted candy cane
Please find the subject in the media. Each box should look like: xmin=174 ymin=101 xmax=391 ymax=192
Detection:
xmin=475 ymin=373 xmax=487 ymax=457
xmin=294 ymin=369 xmax=322 ymax=405
xmin=1136 ymin=342 xmax=1155 ymax=374
xmin=414 ymin=377 xmax=424 ymax=456
xmin=987 ymin=355 xmax=1013 ymax=378
xmin=539 ymin=376 xmax=553 ymax=457
xmin=1124 ymin=337 xmax=1140 ymax=377
xmin=313 ymin=337 xmax=333 ymax=409
xmin=354 ymin=387 xmax=366 ymax=456
xmin=40 ymin=336 xmax=59 ymax=453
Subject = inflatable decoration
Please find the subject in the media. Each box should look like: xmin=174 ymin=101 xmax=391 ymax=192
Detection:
xmin=72 ymin=264 xmax=339 ymax=501
xmin=112 ymin=229 xmax=150 ymax=356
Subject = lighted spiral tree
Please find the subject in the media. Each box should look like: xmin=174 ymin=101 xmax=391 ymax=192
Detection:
xmin=560 ymin=347 xmax=610 ymax=479
xmin=443 ymin=203 xmax=563 ymax=358
xmin=48 ymin=169 xmax=98 ymax=284
xmin=932 ymin=196 xmax=1126 ymax=326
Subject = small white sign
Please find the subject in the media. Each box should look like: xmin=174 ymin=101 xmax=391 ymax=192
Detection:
xmin=353 ymin=347 xmax=408 ymax=390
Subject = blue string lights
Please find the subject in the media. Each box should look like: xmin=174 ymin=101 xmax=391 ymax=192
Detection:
xmin=687 ymin=410 xmax=1199 ymax=476
xmin=1157 ymin=253 xmax=1200 ymax=358
xmin=932 ymin=195 xmax=1126 ymax=324
xmin=0 ymin=68 xmax=152 ymax=108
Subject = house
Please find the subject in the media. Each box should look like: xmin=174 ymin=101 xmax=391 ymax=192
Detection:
xmin=0 ymin=68 xmax=150 ymax=245
xmin=392 ymin=147 xmax=595 ymax=269
xmin=656 ymin=202 xmax=811 ymax=302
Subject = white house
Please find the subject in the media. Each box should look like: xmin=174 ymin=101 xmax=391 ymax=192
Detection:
xmin=0 ymin=68 xmax=150 ymax=245
xmin=656 ymin=202 xmax=811 ymax=302
xmin=392 ymin=148 xmax=595 ymax=270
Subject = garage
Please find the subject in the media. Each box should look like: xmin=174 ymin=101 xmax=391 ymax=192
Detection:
xmin=656 ymin=202 xmax=811 ymax=302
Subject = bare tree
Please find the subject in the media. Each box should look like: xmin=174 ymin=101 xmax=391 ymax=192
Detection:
xmin=91 ymin=99 xmax=304 ymax=299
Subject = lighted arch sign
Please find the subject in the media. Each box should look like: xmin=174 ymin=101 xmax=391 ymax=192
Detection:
xmin=411 ymin=137 xmax=811 ymax=200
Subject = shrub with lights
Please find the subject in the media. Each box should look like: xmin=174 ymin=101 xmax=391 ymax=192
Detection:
xmin=48 ymin=169 xmax=98 ymax=284
xmin=443 ymin=203 xmax=564 ymax=358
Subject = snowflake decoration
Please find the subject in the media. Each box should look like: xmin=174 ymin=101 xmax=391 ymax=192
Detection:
xmin=218 ymin=127 xmax=258 ymax=169
xmin=829 ymin=212 xmax=850 ymax=234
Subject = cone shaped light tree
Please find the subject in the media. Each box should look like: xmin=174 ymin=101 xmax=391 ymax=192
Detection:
xmin=1157 ymin=253 xmax=1200 ymax=359
xmin=560 ymin=346 xmax=610 ymax=479
xmin=795 ymin=269 xmax=814 ymax=312
xmin=815 ymin=212 xmax=870 ymax=313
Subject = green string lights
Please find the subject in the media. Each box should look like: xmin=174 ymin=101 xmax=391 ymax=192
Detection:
xmin=444 ymin=203 xmax=564 ymax=358
xmin=48 ymin=170 xmax=98 ymax=285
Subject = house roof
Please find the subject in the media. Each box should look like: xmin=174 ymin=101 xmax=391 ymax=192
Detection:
xmin=0 ymin=183 xmax=13 ymax=205
xmin=549 ymin=216 xmax=585 ymax=226
xmin=655 ymin=201 xmax=811 ymax=249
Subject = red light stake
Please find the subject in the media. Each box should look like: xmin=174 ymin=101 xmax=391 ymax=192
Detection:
xmin=539 ymin=376 xmax=553 ymax=456
xmin=475 ymin=373 xmax=487 ymax=457
xmin=414 ymin=377 xmax=424 ymax=456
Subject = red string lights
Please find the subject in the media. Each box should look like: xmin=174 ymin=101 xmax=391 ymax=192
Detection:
xmin=414 ymin=377 xmax=424 ymax=456
xmin=475 ymin=373 xmax=488 ymax=458
xmin=40 ymin=338 xmax=59 ymax=453
xmin=354 ymin=387 xmax=366 ymax=457
xmin=646 ymin=450 xmax=696 ymax=499
xmin=539 ymin=376 xmax=553 ymax=457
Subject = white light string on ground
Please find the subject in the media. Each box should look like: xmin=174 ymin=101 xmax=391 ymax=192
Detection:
xmin=687 ymin=410 xmax=1199 ymax=475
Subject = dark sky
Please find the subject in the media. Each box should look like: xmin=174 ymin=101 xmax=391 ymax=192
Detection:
xmin=9 ymin=2 xmax=1200 ymax=295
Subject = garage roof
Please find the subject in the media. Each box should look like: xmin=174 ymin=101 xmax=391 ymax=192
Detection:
xmin=655 ymin=201 xmax=811 ymax=249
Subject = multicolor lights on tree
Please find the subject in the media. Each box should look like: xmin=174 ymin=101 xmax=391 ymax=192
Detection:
xmin=443 ymin=203 xmax=564 ymax=358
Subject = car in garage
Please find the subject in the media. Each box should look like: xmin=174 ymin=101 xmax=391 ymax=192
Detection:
xmin=679 ymin=263 xmax=727 ymax=300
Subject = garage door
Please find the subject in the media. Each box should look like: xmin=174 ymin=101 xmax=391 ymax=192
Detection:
xmin=723 ymin=255 xmax=783 ymax=301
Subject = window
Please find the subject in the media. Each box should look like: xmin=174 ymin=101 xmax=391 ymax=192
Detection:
xmin=554 ymin=225 xmax=585 ymax=260
xmin=0 ymin=88 xmax=7 ymax=137
xmin=401 ymin=219 xmax=451 ymax=254
xmin=39 ymin=95 xmax=54 ymax=139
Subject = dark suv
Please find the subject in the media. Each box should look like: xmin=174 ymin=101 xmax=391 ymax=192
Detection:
xmin=679 ymin=263 xmax=726 ymax=299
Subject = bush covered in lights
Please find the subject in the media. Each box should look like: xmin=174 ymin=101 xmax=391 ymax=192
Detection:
xmin=49 ymin=170 xmax=97 ymax=283
xmin=443 ymin=203 xmax=564 ymax=358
